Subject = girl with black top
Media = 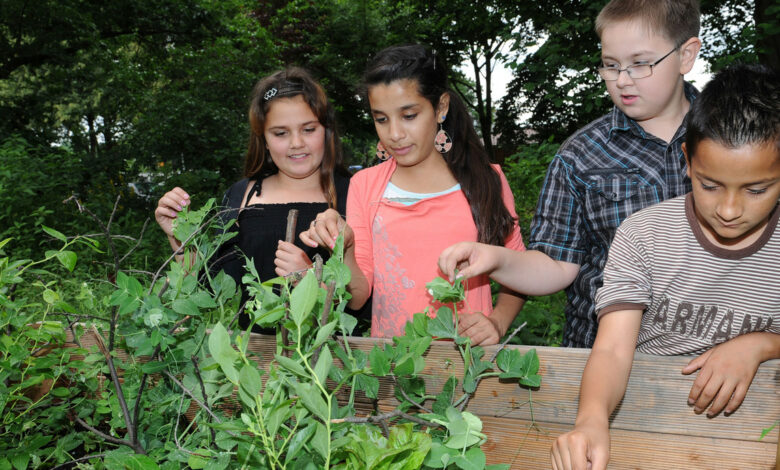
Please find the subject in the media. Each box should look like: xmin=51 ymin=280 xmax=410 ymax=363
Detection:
xmin=154 ymin=67 xmax=350 ymax=329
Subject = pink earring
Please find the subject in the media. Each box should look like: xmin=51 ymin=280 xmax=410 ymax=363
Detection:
xmin=434 ymin=115 xmax=452 ymax=154
xmin=376 ymin=141 xmax=391 ymax=161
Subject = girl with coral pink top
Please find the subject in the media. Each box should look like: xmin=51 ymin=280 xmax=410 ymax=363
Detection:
xmin=302 ymin=44 xmax=525 ymax=344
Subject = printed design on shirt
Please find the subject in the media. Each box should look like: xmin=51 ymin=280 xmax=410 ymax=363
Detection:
xmin=647 ymin=294 xmax=774 ymax=344
xmin=371 ymin=216 xmax=415 ymax=337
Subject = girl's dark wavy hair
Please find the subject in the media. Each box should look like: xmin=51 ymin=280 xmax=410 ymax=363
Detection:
xmin=244 ymin=67 xmax=344 ymax=208
xmin=362 ymin=44 xmax=515 ymax=246
xmin=685 ymin=63 xmax=779 ymax=159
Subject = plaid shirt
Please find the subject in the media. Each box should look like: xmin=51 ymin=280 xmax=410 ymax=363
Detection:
xmin=528 ymin=82 xmax=698 ymax=347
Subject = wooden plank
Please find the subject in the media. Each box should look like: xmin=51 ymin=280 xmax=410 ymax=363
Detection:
xmin=70 ymin=330 xmax=778 ymax=467
xmin=476 ymin=416 xmax=778 ymax=470
xmin=344 ymin=337 xmax=780 ymax=444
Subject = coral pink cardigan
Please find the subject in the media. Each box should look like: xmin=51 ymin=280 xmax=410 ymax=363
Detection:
xmin=347 ymin=159 xmax=525 ymax=337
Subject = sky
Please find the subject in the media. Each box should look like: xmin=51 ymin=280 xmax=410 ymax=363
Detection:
xmin=474 ymin=56 xmax=712 ymax=106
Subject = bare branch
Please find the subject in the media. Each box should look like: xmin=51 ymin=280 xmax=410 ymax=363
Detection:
xmin=333 ymin=409 xmax=438 ymax=428
xmin=119 ymin=218 xmax=151 ymax=265
xmin=163 ymin=370 xmax=238 ymax=438
xmin=459 ymin=322 xmax=528 ymax=412
xmin=90 ymin=325 xmax=138 ymax=447
xmin=74 ymin=416 xmax=142 ymax=453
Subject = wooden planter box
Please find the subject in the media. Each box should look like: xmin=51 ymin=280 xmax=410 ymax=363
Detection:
xmin=69 ymin=330 xmax=779 ymax=469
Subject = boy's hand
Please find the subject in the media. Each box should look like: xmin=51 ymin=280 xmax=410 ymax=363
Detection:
xmin=300 ymin=209 xmax=352 ymax=251
xmin=457 ymin=312 xmax=501 ymax=346
xmin=438 ymin=242 xmax=501 ymax=283
xmin=274 ymin=241 xmax=312 ymax=277
xmin=682 ymin=333 xmax=764 ymax=417
xmin=551 ymin=421 xmax=610 ymax=470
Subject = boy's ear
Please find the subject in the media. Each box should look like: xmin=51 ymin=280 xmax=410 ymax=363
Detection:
xmin=437 ymin=92 xmax=451 ymax=122
xmin=678 ymin=37 xmax=701 ymax=75
xmin=682 ymin=142 xmax=692 ymax=178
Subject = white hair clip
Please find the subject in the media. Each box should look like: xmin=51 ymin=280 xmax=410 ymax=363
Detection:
xmin=264 ymin=88 xmax=278 ymax=101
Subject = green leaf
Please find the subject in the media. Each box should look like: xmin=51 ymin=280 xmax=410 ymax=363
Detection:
xmin=51 ymin=387 xmax=71 ymax=398
xmin=423 ymin=441 xmax=459 ymax=468
xmin=312 ymin=321 xmax=337 ymax=349
xmin=42 ymin=226 xmax=67 ymax=242
xmin=443 ymin=407 xmax=484 ymax=449
xmin=140 ymin=361 xmax=167 ymax=374
xmin=426 ymin=276 xmax=465 ymax=304
xmin=450 ymin=447 xmax=486 ymax=470
xmin=286 ymin=422 xmax=315 ymax=464
xmin=338 ymin=312 xmax=358 ymax=335
xmin=428 ymin=306 xmax=457 ymax=340
xmin=355 ymin=374 xmax=379 ymax=399
xmin=11 ymin=454 xmax=29 ymax=470
xmin=104 ymin=451 xmax=160 ymax=470
xmin=497 ymin=348 xmax=541 ymax=388
xmin=311 ymin=421 xmax=329 ymax=460
xmin=42 ymin=289 xmax=59 ymax=304
xmin=187 ymin=454 xmax=209 ymax=469
xmin=239 ymin=363 xmax=263 ymax=397
xmin=172 ymin=298 xmax=199 ymax=316
xmin=290 ymin=272 xmax=317 ymax=326
xmin=275 ymin=354 xmax=306 ymax=377
xmin=292 ymin=382 xmax=328 ymax=418
xmin=313 ymin=345 xmax=332 ymax=385
xmin=208 ymin=322 xmax=239 ymax=384
xmin=56 ymin=250 xmax=77 ymax=271
xmin=433 ymin=376 xmax=457 ymax=414
xmin=369 ymin=345 xmax=390 ymax=376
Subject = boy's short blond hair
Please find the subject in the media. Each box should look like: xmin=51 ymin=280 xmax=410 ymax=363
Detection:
xmin=596 ymin=0 xmax=700 ymax=47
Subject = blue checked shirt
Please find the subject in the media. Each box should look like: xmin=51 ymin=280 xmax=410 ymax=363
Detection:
xmin=528 ymin=82 xmax=698 ymax=347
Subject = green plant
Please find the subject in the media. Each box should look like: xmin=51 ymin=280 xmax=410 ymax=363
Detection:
xmin=1 ymin=199 xmax=542 ymax=469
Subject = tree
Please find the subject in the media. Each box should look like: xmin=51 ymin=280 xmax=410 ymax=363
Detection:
xmin=404 ymin=0 xmax=535 ymax=162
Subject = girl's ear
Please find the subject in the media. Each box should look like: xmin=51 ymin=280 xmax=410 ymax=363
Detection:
xmin=437 ymin=92 xmax=451 ymax=122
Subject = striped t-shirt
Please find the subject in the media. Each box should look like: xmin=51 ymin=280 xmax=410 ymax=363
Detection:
xmin=595 ymin=194 xmax=780 ymax=355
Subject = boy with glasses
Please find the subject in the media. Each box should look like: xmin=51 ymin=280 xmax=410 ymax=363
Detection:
xmin=438 ymin=0 xmax=702 ymax=347
xmin=550 ymin=63 xmax=779 ymax=470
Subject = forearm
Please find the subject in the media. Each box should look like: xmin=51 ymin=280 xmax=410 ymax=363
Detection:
xmin=575 ymin=345 xmax=634 ymax=428
xmin=491 ymin=249 xmax=579 ymax=296
xmin=343 ymin=245 xmax=370 ymax=310
xmin=488 ymin=288 xmax=525 ymax=338
xmin=747 ymin=331 xmax=780 ymax=362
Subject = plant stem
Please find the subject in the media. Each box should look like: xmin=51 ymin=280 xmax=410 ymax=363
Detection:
xmin=458 ymin=321 xmax=528 ymax=411
xmin=90 ymin=325 xmax=138 ymax=449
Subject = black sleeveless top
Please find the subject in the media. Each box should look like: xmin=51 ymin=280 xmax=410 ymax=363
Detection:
xmin=210 ymin=173 xmax=350 ymax=330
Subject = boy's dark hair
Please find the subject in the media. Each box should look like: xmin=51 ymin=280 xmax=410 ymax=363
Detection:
xmin=245 ymin=67 xmax=344 ymax=209
xmin=596 ymin=0 xmax=700 ymax=47
xmin=362 ymin=44 xmax=515 ymax=246
xmin=685 ymin=64 xmax=780 ymax=158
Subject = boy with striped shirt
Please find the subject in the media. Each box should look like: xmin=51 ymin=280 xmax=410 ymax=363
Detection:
xmin=550 ymin=64 xmax=780 ymax=470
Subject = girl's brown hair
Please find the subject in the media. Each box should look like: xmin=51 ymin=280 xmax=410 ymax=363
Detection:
xmin=244 ymin=67 xmax=343 ymax=208
xmin=363 ymin=45 xmax=515 ymax=246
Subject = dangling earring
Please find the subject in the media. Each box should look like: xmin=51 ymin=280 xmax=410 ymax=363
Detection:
xmin=434 ymin=115 xmax=452 ymax=154
xmin=376 ymin=141 xmax=390 ymax=161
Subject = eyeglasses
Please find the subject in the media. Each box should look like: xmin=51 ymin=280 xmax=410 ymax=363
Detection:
xmin=597 ymin=46 xmax=678 ymax=81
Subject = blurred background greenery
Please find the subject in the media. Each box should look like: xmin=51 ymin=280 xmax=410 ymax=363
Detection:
xmin=2 ymin=0 xmax=776 ymax=345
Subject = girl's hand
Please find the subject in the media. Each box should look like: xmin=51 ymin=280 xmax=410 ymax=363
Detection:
xmin=155 ymin=187 xmax=190 ymax=238
xmin=682 ymin=333 xmax=767 ymax=417
xmin=457 ymin=312 xmax=501 ymax=346
xmin=274 ymin=241 xmax=312 ymax=277
xmin=551 ymin=420 xmax=610 ymax=470
xmin=300 ymin=209 xmax=353 ymax=250
xmin=438 ymin=242 xmax=501 ymax=282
